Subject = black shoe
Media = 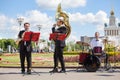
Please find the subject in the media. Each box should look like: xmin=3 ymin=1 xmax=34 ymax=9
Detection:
xmin=27 ymin=70 xmax=31 ymax=74
xmin=49 ymin=68 xmax=58 ymax=73
xmin=59 ymin=70 xmax=66 ymax=73
xmin=21 ymin=71 xmax=25 ymax=74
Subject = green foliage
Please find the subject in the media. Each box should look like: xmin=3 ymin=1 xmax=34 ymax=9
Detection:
xmin=64 ymin=41 xmax=82 ymax=51
xmin=105 ymin=44 xmax=115 ymax=52
xmin=63 ymin=51 xmax=80 ymax=55
xmin=0 ymin=39 xmax=17 ymax=51
xmin=64 ymin=45 xmax=68 ymax=51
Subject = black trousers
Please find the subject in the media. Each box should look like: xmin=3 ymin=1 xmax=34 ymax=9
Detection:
xmin=19 ymin=48 xmax=31 ymax=71
xmin=53 ymin=46 xmax=65 ymax=70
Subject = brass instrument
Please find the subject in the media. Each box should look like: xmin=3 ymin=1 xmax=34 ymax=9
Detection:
xmin=16 ymin=38 xmax=22 ymax=45
xmin=15 ymin=32 xmax=25 ymax=45
xmin=55 ymin=3 xmax=71 ymax=39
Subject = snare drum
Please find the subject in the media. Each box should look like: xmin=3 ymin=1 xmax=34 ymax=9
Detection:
xmin=93 ymin=47 xmax=102 ymax=56
xmin=79 ymin=53 xmax=90 ymax=64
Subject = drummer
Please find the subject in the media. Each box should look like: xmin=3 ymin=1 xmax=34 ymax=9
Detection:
xmin=90 ymin=32 xmax=108 ymax=68
xmin=90 ymin=32 xmax=104 ymax=50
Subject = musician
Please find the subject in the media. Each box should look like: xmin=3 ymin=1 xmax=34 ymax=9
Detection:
xmin=90 ymin=32 xmax=108 ymax=69
xmin=18 ymin=22 xmax=32 ymax=74
xmin=90 ymin=32 xmax=104 ymax=50
xmin=50 ymin=17 xmax=67 ymax=73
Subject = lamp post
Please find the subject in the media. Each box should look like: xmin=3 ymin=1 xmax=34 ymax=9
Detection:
xmin=17 ymin=17 xmax=24 ymax=31
xmin=37 ymin=24 xmax=42 ymax=32
xmin=36 ymin=24 xmax=42 ymax=53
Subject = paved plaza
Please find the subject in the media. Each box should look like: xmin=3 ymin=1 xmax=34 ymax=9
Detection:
xmin=0 ymin=68 xmax=120 ymax=80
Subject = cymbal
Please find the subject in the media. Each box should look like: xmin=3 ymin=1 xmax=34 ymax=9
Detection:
xmin=102 ymin=39 xmax=112 ymax=43
xmin=76 ymin=41 xmax=89 ymax=46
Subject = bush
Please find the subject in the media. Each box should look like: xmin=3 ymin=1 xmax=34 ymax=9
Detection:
xmin=63 ymin=51 xmax=80 ymax=55
xmin=108 ymin=54 xmax=120 ymax=62
xmin=106 ymin=52 xmax=120 ymax=56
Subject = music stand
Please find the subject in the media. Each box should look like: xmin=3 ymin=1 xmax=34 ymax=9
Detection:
xmin=23 ymin=32 xmax=40 ymax=42
xmin=49 ymin=33 xmax=66 ymax=41
xmin=22 ymin=32 xmax=40 ymax=76
xmin=49 ymin=33 xmax=57 ymax=40
xmin=57 ymin=34 xmax=66 ymax=40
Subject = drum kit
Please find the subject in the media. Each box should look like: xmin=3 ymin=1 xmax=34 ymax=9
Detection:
xmin=77 ymin=41 xmax=101 ymax=72
xmin=76 ymin=39 xmax=119 ymax=72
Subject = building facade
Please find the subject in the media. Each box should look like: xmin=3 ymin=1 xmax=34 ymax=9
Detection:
xmin=104 ymin=9 xmax=120 ymax=47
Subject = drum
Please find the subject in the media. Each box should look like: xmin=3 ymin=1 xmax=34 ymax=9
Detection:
xmin=79 ymin=53 xmax=90 ymax=64
xmin=93 ymin=47 xmax=102 ymax=56
xmin=84 ymin=55 xmax=100 ymax=72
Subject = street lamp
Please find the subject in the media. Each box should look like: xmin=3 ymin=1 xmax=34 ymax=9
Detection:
xmin=36 ymin=24 xmax=42 ymax=53
xmin=17 ymin=17 xmax=24 ymax=31
xmin=37 ymin=24 xmax=42 ymax=31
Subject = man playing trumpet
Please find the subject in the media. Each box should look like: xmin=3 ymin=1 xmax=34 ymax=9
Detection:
xmin=17 ymin=22 xmax=32 ymax=74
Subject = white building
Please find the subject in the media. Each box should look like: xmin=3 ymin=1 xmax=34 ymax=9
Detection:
xmin=104 ymin=9 xmax=120 ymax=47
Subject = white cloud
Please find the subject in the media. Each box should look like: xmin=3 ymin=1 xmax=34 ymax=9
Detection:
xmin=36 ymin=0 xmax=86 ymax=10
xmin=24 ymin=10 xmax=52 ymax=25
xmin=0 ymin=14 xmax=8 ymax=30
xmin=69 ymin=10 xmax=109 ymax=33
xmin=94 ymin=10 xmax=108 ymax=24
xmin=0 ymin=10 xmax=54 ymax=39
xmin=69 ymin=10 xmax=108 ymax=25
xmin=22 ymin=10 xmax=54 ymax=40
xmin=0 ymin=14 xmax=19 ymax=38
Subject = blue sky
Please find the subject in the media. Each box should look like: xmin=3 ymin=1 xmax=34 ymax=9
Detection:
xmin=0 ymin=0 xmax=120 ymax=41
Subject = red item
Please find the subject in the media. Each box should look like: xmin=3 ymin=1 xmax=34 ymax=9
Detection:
xmin=49 ymin=33 xmax=66 ymax=40
xmin=57 ymin=34 xmax=66 ymax=40
xmin=31 ymin=32 xmax=40 ymax=41
xmin=49 ymin=33 xmax=57 ymax=40
xmin=93 ymin=47 xmax=102 ymax=53
xmin=23 ymin=32 xmax=40 ymax=41
xmin=79 ymin=53 xmax=89 ymax=64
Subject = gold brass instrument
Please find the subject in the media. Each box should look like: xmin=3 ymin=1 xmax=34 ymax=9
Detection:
xmin=15 ymin=32 xmax=25 ymax=45
xmin=16 ymin=38 xmax=22 ymax=45
xmin=55 ymin=3 xmax=71 ymax=39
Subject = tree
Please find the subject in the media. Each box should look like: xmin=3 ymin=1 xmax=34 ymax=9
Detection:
xmin=64 ymin=41 xmax=82 ymax=52
xmin=0 ymin=39 xmax=17 ymax=51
